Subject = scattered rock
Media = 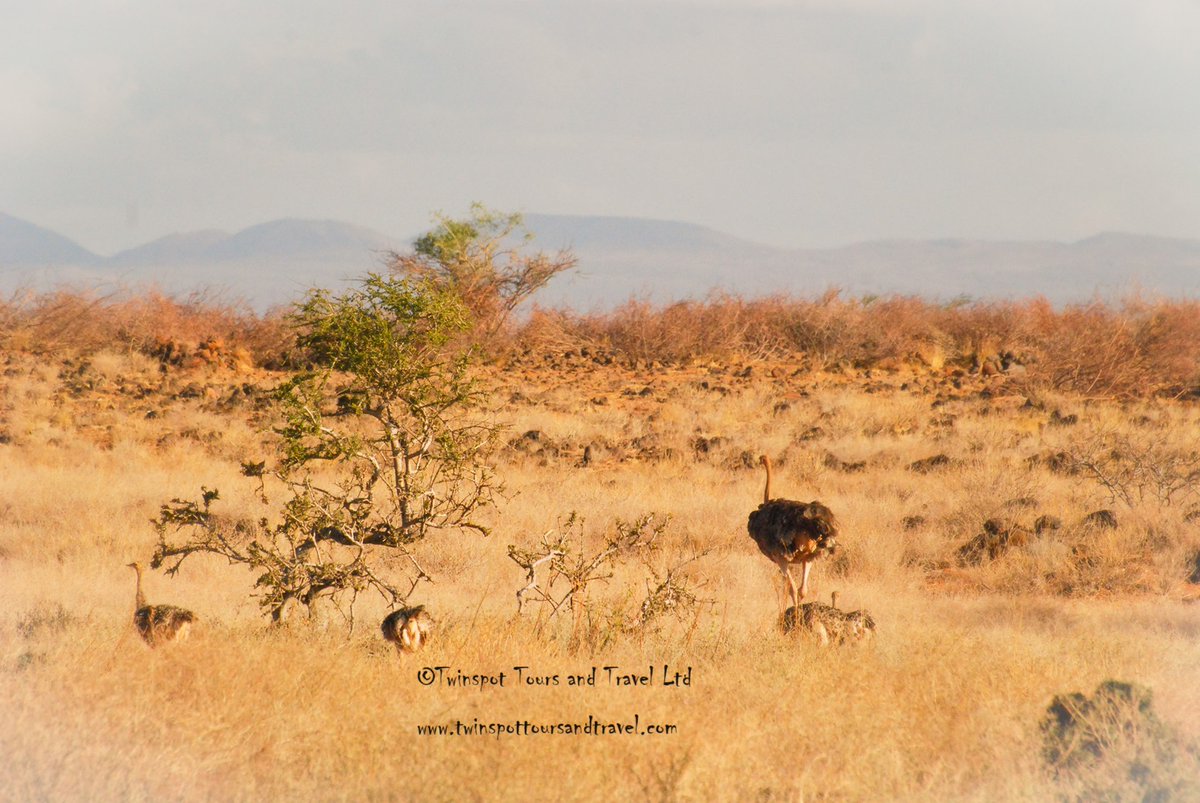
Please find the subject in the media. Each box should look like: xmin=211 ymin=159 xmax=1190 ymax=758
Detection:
xmin=148 ymin=337 xmax=191 ymax=366
xmin=908 ymin=454 xmax=952 ymax=473
xmin=796 ymin=426 xmax=824 ymax=442
xmin=1027 ymin=451 xmax=1077 ymax=475
xmin=1033 ymin=514 xmax=1063 ymax=534
xmin=957 ymin=518 xmax=1031 ymax=565
xmin=506 ymin=430 xmax=562 ymax=460
xmin=691 ymin=435 xmax=726 ymax=455
xmin=823 ymin=452 xmax=867 ymax=473
xmin=1081 ymin=509 xmax=1118 ymax=529
xmin=1049 ymin=409 xmax=1079 ymax=426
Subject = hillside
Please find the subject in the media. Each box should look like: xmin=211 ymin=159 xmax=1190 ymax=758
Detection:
xmin=0 ymin=213 xmax=99 ymax=267
xmin=3 ymin=211 xmax=1200 ymax=308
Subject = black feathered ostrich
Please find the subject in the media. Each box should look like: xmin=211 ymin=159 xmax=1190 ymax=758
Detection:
xmin=747 ymin=455 xmax=838 ymax=611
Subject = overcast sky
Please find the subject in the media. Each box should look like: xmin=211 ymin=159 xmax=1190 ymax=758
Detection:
xmin=3 ymin=0 xmax=1198 ymax=254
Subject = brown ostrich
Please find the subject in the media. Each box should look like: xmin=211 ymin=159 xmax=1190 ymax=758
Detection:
xmin=747 ymin=454 xmax=838 ymax=611
xmin=381 ymin=605 xmax=433 ymax=653
xmin=127 ymin=562 xmax=196 ymax=646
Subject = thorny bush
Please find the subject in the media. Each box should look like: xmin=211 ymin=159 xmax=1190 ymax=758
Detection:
xmin=508 ymin=513 xmax=711 ymax=652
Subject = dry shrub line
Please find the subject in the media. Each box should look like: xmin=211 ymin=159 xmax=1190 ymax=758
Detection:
xmin=4 ymin=287 xmax=1200 ymax=399
xmin=516 ymin=293 xmax=1200 ymax=399
xmin=507 ymin=513 xmax=711 ymax=647
xmin=0 ymin=287 xmax=293 ymax=364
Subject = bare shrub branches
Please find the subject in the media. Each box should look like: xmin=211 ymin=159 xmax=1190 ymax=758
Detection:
xmin=508 ymin=513 xmax=712 ymax=650
xmin=1066 ymin=428 xmax=1200 ymax=509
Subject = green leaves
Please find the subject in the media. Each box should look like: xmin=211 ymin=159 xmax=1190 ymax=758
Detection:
xmin=293 ymin=274 xmax=470 ymax=385
xmin=413 ymin=203 xmax=524 ymax=265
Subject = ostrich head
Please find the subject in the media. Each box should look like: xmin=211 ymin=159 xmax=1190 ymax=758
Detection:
xmin=807 ymin=508 xmax=838 ymax=554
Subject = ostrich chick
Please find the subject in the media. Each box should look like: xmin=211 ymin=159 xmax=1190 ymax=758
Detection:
xmin=781 ymin=591 xmax=877 ymax=645
xmin=127 ymin=562 xmax=196 ymax=646
xmin=381 ymin=606 xmax=433 ymax=653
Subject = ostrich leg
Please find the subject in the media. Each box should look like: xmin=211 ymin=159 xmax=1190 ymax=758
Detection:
xmin=799 ymin=560 xmax=813 ymax=601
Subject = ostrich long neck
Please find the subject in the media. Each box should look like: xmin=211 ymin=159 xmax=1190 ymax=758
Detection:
xmin=763 ymin=456 xmax=773 ymax=504
xmin=133 ymin=566 xmax=147 ymax=609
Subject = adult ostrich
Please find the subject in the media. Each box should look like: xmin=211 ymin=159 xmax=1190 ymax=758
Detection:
xmin=747 ymin=454 xmax=838 ymax=610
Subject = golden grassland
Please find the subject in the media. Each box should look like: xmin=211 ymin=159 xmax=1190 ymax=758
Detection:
xmin=2 ymin=347 xmax=1200 ymax=802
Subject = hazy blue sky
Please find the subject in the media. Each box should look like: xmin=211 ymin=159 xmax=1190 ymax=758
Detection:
xmin=3 ymin=0 xmax=1198 ymax=253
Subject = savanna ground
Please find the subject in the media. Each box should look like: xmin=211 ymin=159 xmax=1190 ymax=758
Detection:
xmin=2 ymin=293 xmax=1200 ymax=802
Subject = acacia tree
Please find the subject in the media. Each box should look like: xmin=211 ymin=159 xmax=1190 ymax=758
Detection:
xmin=152 ymin=275 xmax=501 ymax=623
xmin=388 ymin=204 xmax=577 ymax=342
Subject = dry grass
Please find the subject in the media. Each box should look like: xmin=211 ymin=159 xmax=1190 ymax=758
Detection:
xmin=3 ymin=342 xmax=1200 ymax=801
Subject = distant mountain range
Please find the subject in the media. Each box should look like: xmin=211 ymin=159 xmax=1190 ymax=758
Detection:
xmin=3 ymin=211 xmax=1199 ymax=310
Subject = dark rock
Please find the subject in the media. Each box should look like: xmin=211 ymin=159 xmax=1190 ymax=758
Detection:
xmin=1049 ymin=410 xmax=1079 ymax=426
xmin=823 ymin=453 xmax=866 ymax=473
xmin=1033 ymin=515 xmax=1063 ymax=534
xmin=1081 ymin=509 xmax=1118 ymax=529
xmin=957 ymin=518 xmax=1031 ymax=565
xmin=909 ymin=454 xmax=952 ymax=473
